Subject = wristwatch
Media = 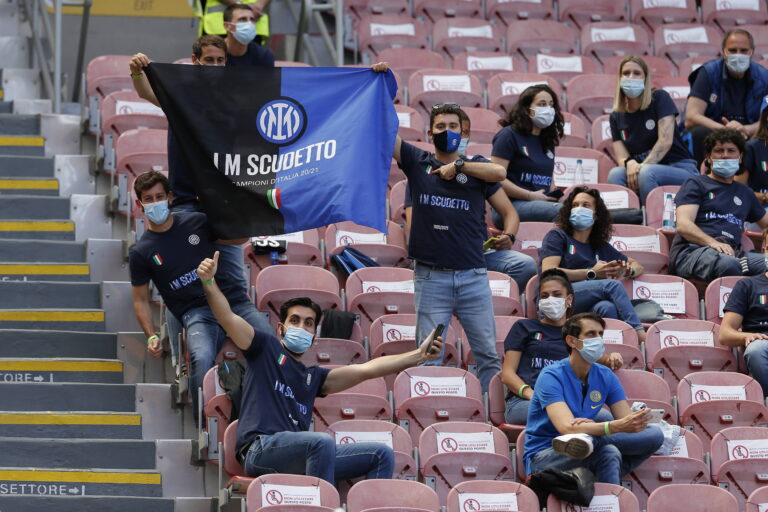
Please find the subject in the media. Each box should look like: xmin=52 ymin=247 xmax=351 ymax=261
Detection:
xmin=586 ymin=268 xmax=597 ymax=280
xmin=503 ymin=233 xmax=516 ymax=243
xmin=453 ymin=159 xmax=464 ymax=172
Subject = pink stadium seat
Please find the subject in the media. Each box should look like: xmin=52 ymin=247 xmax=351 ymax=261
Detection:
xmin=346 ymin=267 xmax=416 ymax=334
xmin=414 ymin=0 xmax=481 ymax=23
xmin=394 ymin=104 xmax=426 ymax=142
xmin=454 ymin=52 xmax=527 ymax=84
xmin=547 ymin=483 xmax=640 ymax=511
xmin=348 ymin=480 xmax=438 ymax=512
xmin=514 ymin=428 xmax=527 ymax=481
xmin=523 ymin=275 xmax=539 ymax=320
xmin=562 ymin=183 xmax=640 ymax=210
xmin=531 ymin=53 xmax=601 ymax=85
xmin=747 ymin=486 xmax=768 ymax=512
xmin=313 ymin=375 xmax=392 ymax=431
xmin=325 ymin=221 xmax=408 ymax=268
xmin=645 ymin=185 xmax=680 ymax=230
xmin=487 ymin=371 xmax=525 ymax=442
xmin=432 ymin=18 xmax=503 ymax=60
xmin=630 ymin=0 xmax=698 ymax=33
xmin=704 ymin=276 xmax=746 ymax=325
xmin=173 ymin=57 xmax=193 ymax=65
xmin=591 ymin=114 xmax=617 ymax=161
xmin=603 ymin=54 xmax=678 ymax=77
xmin=677 ymin=55 xmax=714 ymax=77
xmin=446 ymin=480 xmax=539 ymax=512
xmin=602 ymin=318 xmax=645 ymax=370
xmin=711 ymin=426 xmax=768 ymax=510
xmin=246 ymin=473 xmax=340 ymax=512
xmin=245 ymin=230 xmax=323 ymax=281
xmin=408 ymin=69 xmax=484 ymax=117
xmin=653 ymin=75 xmax=691 ymax=111
xmin=100 ymin=90 xmax=167 ymax=140
xmin=466 ymin=317 xmax=524 ymax=376
xmin=302 ymin=338 xmax=368 ymax=366
xmin=357 ymin=15 xmax=429 ymax=59
xmin=559 ymin=0 xmax=628 ymax=28
xmin=466 ymin=143 xmax=493 ymax=159
xmin=609 ymin=223 xmax=669 ymax=274
xmin=487 ymin=72 xmax=563 ymax=116
xmin=506 ymin=20 xmax=579 ymax=60
xmin=560 ymin=111 xmax=590 ymax=148
xmin=220 ymin=420 xmax=253 ymax=503
xmin=742 ymin=24 xmax=768 ymax=61
xmin=677 ymin=372 xmax=768 ymax=447
xmin=647 ymin=483 xmax=738 ymax=512
xmin=394 ymin=368 xmax=485 ymax=446
xmin=419 ymin=422 xmax=513 ymax=504
xmin=201 ymin=365 xmax=231 ymax=463
xmin=553 ymin=146 xmax=613 ymax=186
xmin=389 ymin=179 xmax=408 ymax=224
xmin=565 ymin=73 xmax=619 ymax=124
xmin=379 ymin=48 xmax=446 ymax=86
xmin=486 ymin=270 xmax=524 ymax=316
xmin=487 ymin=0 xmax=554 ymax=25
xmin=346 ymin=0 xmax=409 ymax=19
xmin=701 ymin=0 xmax=768 ymax=32
xmin=275 ymin=60 xmax=312 ymax=67
xmin=461 ymin=107 xmax=501 ymax=144
xmin=622 ymin=274 xmax=699 ymax=320
xmin=580 ymin=22 xmax=650 ymax=63
xmin=654 ymin=23 xmax=722 ymax=65
xmin=512 ymin=222 xmax=556 ymax=264
xmin=115 ymin=128 xmax=168 ymax=178
xmin=615 ymin=368 xmax=677 ymax=424
xmin=86 ymin=54 xmax=134 ymax=99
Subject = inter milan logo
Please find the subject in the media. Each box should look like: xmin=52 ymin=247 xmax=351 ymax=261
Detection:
xmin=257 ymin=98 xmax=307 ymax=145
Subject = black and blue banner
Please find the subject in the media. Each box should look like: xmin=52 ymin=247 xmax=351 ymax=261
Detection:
xmin=145 ymin=64 xmax=399 ymax=238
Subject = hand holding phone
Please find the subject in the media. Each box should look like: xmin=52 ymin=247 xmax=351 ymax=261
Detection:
xmin=424 ymin=324 xmax=445 ymax=356
xmin=483 ymin=237 xmax=499 ymax=251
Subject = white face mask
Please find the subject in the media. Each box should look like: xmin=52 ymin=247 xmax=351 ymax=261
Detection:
xmin=530 ymin=106 xmax=555 ymax=129
xmin=539 ymin=296 xmax=568 ymax=321
xmin=726 ymin=53 xmax=750 ymax=74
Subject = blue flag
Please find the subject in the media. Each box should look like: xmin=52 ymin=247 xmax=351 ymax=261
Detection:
xmin=145 ymin=64 xmax=399 ymax=238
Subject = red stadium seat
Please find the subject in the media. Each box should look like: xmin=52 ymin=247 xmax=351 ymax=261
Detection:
xmin=616 ymin=368 xmax=677 ymax=424
xmin=711 ymin=426 xmax=768 ymax=510
xmin=623 ymin=274 xmax=699 ymax=320
xmin=313 ymin=375 xmax=392 ymax=431
xmin=347 ymin=479 xmax=439 ymax=512
xmin=531 ymin=53 xmax=601 ymax=85
xmin=446 ymin=480 xmax=539 ymax=512
xmin=486 ymin=270 xmax=524 ymax=317
xmin=580 ymin=22 xmax=650 ymax=64
xmin=100 ymin=90 xmax=167 ymax=139
xmin=704 ymin=276 xmax=746 ymax=325
xmin=487 ymin=371 xmax=526 ymax=442
xmin=591 ymin=114 xmax=617 ymax=161
xmin=461 ymin=107 xmax=502 ymax=144
xmin=677 ymin=55 xmax=714 ymax=77
xmin=742 ymin=24 xmax=768 ymax=61
xmin=325 ymin=221 xmax=408 ymax=268
xmin=487 ymin=0 xmax=555 ymax=26
xmin=220 ymin=420 xmax=253 ymax=504
xmin=747 ymin=486 xmax=768 ymax=512
xmin=414 ymin=0 xmax=481 ymax=23
xmin=115 ymin=128 xmax=168 ymax=178
xmin=394 ymin=104 xmax=426 ymax=142
xmin=346 ymin=0 xmax=409 ymax=19
xmin=701 ymin=0 xmax=768 ymax=33
xmin=630 ymin=0 xmax=698 ymax=33
xmin=647 ymin=483 xmax=738 ymax=512
xmin=609 ymin=223 xmax=669 ymax=274
xmin=655 ymin=23 xmax=722 ymax=66
xmin=201 ymin=365 xmax=231 ymax=463
xmin=245 ymin=230 xmax=323 ymax=281
xmin=432 ymin=18 xmax=503 ymax=60
xmin=379 ymin=48 xmax=446 ymax=85
xmin=561 ymin=112 xmax=590 ymax=148
xmin=86 ymin=54 xmax=133 ymax=99
xmin=454 ymin=52 xmax=527 ymax=84
xmin=645 ymin=185 xmax=680 ymax=230
xmin=357 ymin=15 xmax=429 ymax=60
xmin=389 ymin=179 xmax=408 ymax=224
xmin=487 ymin=72 xmax=562 ymax=116
xmin=565 ymin=73 xmax=618 ymax=124
xmin=408 ymin=69 xmax=484 ymax=117
xmin=346 ymin=267 xmax=416 ymax=334
xmin=513 ymin=223 xmax=556 ymax=264
xmin=603 ymin=54 xmax=678 ymax=77
xmin=602 ymin=318 xmax=645 ymax=370
xmin=302 ymin=338 xmax=368 ymax=366
xmin=559 ymin=0 xmax=628 ymax=28
xmin=562 ymin=184 xmax=640 ymax=210
xmin=246 ymin=473 xmax=340 ymax=512
xmin=547 ymin=482 xmax=640 ymax=511
xmin=465 ymin=317 xmax=524 ymax=375
xmin=506 ymin=20 xmax=579 ymax=60
xmin=553 ymin=146 xmax=613 ymax=186
xmin=653 ymin=75 xmax=691 ymax=111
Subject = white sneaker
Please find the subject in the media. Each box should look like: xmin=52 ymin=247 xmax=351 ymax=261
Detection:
xmin=552 ymin=433 xmax=594 ymax=459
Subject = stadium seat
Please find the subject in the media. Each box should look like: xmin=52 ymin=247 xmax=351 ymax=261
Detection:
xmin=747 ymin=486 xmax=768 ymax=512
xmin=487 ymin=72 xmax=563 ymax=116
xmin=408 ymin=69 xmax=484 ymax=117
xmin=347 ymin=479 xmax=439 ymax=512
xmin=389 ymin=179 xmax=408 ymax=224
xmin=602 ymin=317 xmax=645 ymax=370
xmin=346 ymin=267 xmax=416 ymax=333
xmin=645 ymin=185 xmax=680 ymax=230
xmin=487 ymin=371 xmax=525 ymax=442
xmin=563 ymin=183 xmax=640 ymax=210
xmin=245 ymin=230 xmax=323 ymax=280
xmin=86 ymin=54 xmax=134 ymax=100
xmin=677 ymin=55 xmax=714 ymax=77
xmin=560 ymin=111 xmax=590 ymax=148
xmin=100 ymin=90 xmax=167 ymax=140
xmin=615 ymin=368 xmax=677 ymax=424
xmin=580 ymin=22 xmax=650 ymax=64
xmin=419 ymin=422 xmax=513 ymax=504
xmin=461 ymin=107 xmax=502 ymax=144
xmin=313 ymin=375 xmax=392 ymax=431
xmin=677 ymin=372 xmax=768 ymax=447
xmin=603 ymin=53 xmax=678 ymax=77
xmin=220 ymin=420 xmax=253 ymax=504
xmin=654 ymin=24 xmax=722 ymax=67
xmin=553 ymin=146 xmax=613 ymax=186
xmin=530 ymin=53 xmax=601 ymax=85
xmin=711 ymin=426 xmax=768 ymax=510
xmin=506 ymin=20 xmax=579 ymax=60
xmin=114 ymin=128 xmax=168 ymax=178
xmin=647 ymin=483 xmax=738 ymax=511
xmin=653 ymin=75 xmax=691 ymax=111
xmin=394 ymin=367 xmax=485 ymax=446
xmin=513 ymin=223 xmax=556 ymax=264
xmin=609 ymin=223 xmax=669 ymax=274
xmin=379 ymin=48 xmax=446 ymax=85
xmin=701 ymin=0 xmax=768 ymax=33
xmin=201 ymin=365 xmax=231 ymax=463
xmin=357 ymin=15 xmax=429 ymax=60
xmin=343 ymin=64 xmax=405 ymax=104
xmin=548 ymin=482 xmax=640 ymax=511
xmin=486 ymin=270 xmax=524 ymax=317
xmin=487 ymin=0 xmax=555 ymax=25
xmin=630 ymin=0 xmax=698 ymax=33
xmin=325 ymin=220 xmax=408 ymax=268
xmin=559 ymin=0 xmax=628 ymax=27
xmin=466 ymin=143 xmax=493 ymax=159
xmin=245 ymin=473 xmax=340 ymax=512
xmin=432 ymin=18 xmax=503 ymax=60
xmin=565 ymin=73 xmax=618 ymax=124
xmin=460 ymin=312 xmax=525 ymax=375
xmin=704 ymin=276 xmax=746 ymax=325
xmin=742 ymin=24 xmax=768 ymax=61
xmin=455 ymin=52 xmax=527 ymax=84
xmin=414 ymin=0 xmax=482 ymax=23
xmin=591 ymin=114 xmax=617 ymax=161
xmin=623 ymin=274 xmax=698 ymax=320
xmin=446 ymin=480 xmax=539 ymax=512
xmin=302 ymin=338 xmax=368 ymax=366
xmin=394 ymin=104 xmax=426 ymax=142
xmin=346 ymin=0 xmax=409 ymax=19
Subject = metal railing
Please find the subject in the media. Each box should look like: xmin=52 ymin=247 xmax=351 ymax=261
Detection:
xmin=286 ymin=0 xmax=344 ymax=66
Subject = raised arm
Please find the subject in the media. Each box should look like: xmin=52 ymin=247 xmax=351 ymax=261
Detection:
xmin=131 ymin=283 xmax=162 ymax=358
xmin=129 ymin=53 xmax=160 ymax=107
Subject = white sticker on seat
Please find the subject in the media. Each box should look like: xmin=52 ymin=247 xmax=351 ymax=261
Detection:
xmin=601 ymin=191 xmax=630 ymax=210
xmin=261 ymin=484 xmax=321 ymax=506
xmin=668 ymin=434 xmax=688 ymax=457
xmin=726 ymin=439 xmax=768 ymax=460
xmin=659 ymin=330 xmax=714 ymax=347
xmin=644 ymin=0 xmax=686 ymax=7
xmin=115 ymin=100 xmax=163 ymax=116
xmin=663 ymin=26 xmax=709 ymax=45
xmin=717 ymin=0 xmax=759 ymax=10
xmin=489 ymin=279 xmax=511 ymax=297
xmin=448 ymin=25 xmax=493 ymax=38
xmin=334 ymin=430 xmax=394 ymax=448
xmin=500 ymin=81 xmax=546 ymax=96
xmin=563 ymin=122 xmax=572 ymax=135
xmin=590 ymin=26 xmax=636 ymax=42
xmin=601 ymin=120 xmax=611 ymax=141
xmin=562 ymin=494 xmax=620 ymax=512
xmin=521 ymin=240 xmax=543 ymax=249
xmin=459 ymin=492 xmax=518 ymax=511
xmin=690 ymin=384 xmax=746 ymax=402
xmin=467 ymin=56 xmax=514 ymax=71
xmin=436 ymin=431 xmax=494 ymax=453
xmin=603 ymin=329 xmax=624 ymax=345
xmin=759 ymin=503 xmax=768 ymax=512
xmin=719 ymin=286 xmax=733 ymax=318
xmin=610 ymin=234 xmax=660 ymax=252
xmin=553 ymin=156 xmax=599 ymax=186
xmin=370 ymin=22 xmax=415 ymax=36
xmin=537 ymin=54 xmax=583 ymax=72
xmin=382 ymin=323 xmax=416 ymax=342
xmin=396 ymin=112 xmax=411 ymax=128
xmin=632 ymin=281 xmax=685 ymax=314
xmin=663 ymin=86 xmax=690 ymax=100
xmin=362 ymin=280 xmax=414 ymax=293
xmin=336 ymin=230 xmax=386 ymax=245
xmin=410 ymin=375 xmax=467 ymax=397
xmin=422 ymin=74 xmax=472 ymax=92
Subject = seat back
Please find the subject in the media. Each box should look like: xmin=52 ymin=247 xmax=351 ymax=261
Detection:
xmin=418 ymin=421 xmax=510 ymax=467
xmin=357 ymin=14 xmax=429 ymax=58
xmin=747 ymin=486 xmax=768 ymax=512
xmin=379 ymin=48 xmax=446 ymax=85
xmin=630 ymin=0 xmax=698 ymax=32
xmin=531 ymin=53 xmax=600 ymax=85
xmin=346 ymin=479 xmax=439 ymax=512
xmin=446 ymin=480 xmax=539 ymax=512
xmin=602 ymin=318 xmax=645 ymax=369
xmin=653 ymin=75 xmax=691 ymax=110
xmin=461 ymin=107 xmax=502 ymax=144
xmin=246 ymin=473 xmax=340 ymax=510
xmin=547 ymin=482 xmax=640 ymax=511
xmin=223 ymin=419 xmax=244 ymax=477
xmin=487 ymin=0 xmax=555 ymax=25
xmin=603 ymin=54 xmax=677 ymax=77
xmin=115 ymin=128 xmax=169 ymax=178
xmin=560 ymin=111 xmax=590 ymax=148
xmin=101 ymin=90 xmax=167 ymax=138
xmin=677 ymin=371 xmax=765 ymax=409
xmin=623 ymin=274 xmax=698 ymax=319
xmin=741 ymin=24 xmax=768 ymax=61
xmin=701 ymin=0 xmax=768 ymax=32
xmin=414 ymin=0 xmax=482 ymax=23
xmin=86 ymin=54 xmax=134 ymax=98
xmin=591 ymin=113 xmax=616 ymax=160
xmin=562 ymin=184 xmax=640 ymax=210
xmin=453 ymin=51 xmax=526 ymax=83
xmin=654 ymin=23 xmax=722 ymax=63
xmin=645 ymin=185 xmax=681 ymax=229
xmin=325 ymin=221 xmax=407 ymax=263
xmin=616 ymin=368 xmax=677 ymax=423
xmin=564 ymin=73 xmax=618 ymax=124
xmin=487 ymin=72 xmax=563 ymax=116
xmin=580 ymin=22 xmax=650 ymax=62
xmin=345 ymin=267 xmax=415 ymax=331
xmin=559 ymin=0 xmax=628 ymax=28
xmin=704 ymin=276 xmax=746 ymax=324
xmin=394 ymin=104 xmax=427 ymax=142
xmin=553 ymin=146 xmax=613 ymax=186
xmin=408 ymin=69 xmax=483 ymax=117
xmin=512 ymin=223 xmax=555 ymax=265
xmin=711 ymin=426 xmax=768 ymax=480
xmin=647 ymin=483 xmax=738 ymax=511
xmin=506 ymin=20 xmax=579 ymax=60
xmin=432 ymin=17 xmax=503 ymax=58
xmin=394 ymin=367 xmax=483 ymax=408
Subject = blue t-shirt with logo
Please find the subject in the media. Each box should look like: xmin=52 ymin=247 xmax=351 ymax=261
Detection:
xmin=504 ymin=318 xmax=569 ymax=395
xmin=399 ymin=141 xmax=493 ymax=269
xmin=744 ymin=138 xmax=768 ymax=195
xmin=523 ymin=358 xmax=625 ymax=474
xmin=491 ymin=126 xmax=555 ymax=193
xmin=539 ymin=228 xmax=627 ymax=269
xmin=236 ymin=330 xmax=330 ymax=452
xmin=609 ymin=89 xmax=692 ymax=164
xmin=723 ymin=273 xmax=768 ymax=334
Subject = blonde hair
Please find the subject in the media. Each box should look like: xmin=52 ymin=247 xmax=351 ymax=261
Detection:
xmin=612 ymin=56 xmax=653 ymax=113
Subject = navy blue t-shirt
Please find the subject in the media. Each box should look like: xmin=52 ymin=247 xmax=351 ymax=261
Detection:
xmin=399 ymin=141 xmax=493 ymax=269
xmin=492 ymin=126 xmax=555 ymax=193
xmin=610 ymin=89 xmax=692 ymax=164
xmin=690 ymin=68 xmax=748 ymax=124
xmin=236 ymin=330 xmax=330 ymax=452
xmin=128 ymin=212 xmax=247 ymax=318
xmin=227 ymin=42 xmax=276 ymax=67
xmin=167 ymin=129 xmax=198 ymax=207
xmin=674 ymin=174 xmax=764 ymax=249
xmin=744 ymin=138 xmax=768 ymax=195
xmin=723 ymin=273 xmax=768 ymax=334
xmin=504 ymin=318 xmax=569 ymax=395
xmin=539 ymin=228 xmax=627 ymax=269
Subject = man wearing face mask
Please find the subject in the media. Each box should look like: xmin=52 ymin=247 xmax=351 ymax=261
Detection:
xmin=222 ymin=3 xmax=275 ymax=67
xmin=128 ymin=172 xmax=270 ymax=423
xmin=195 ymin=255 xmax=444 ymax=483
xmin=524 ymin=313 xmax=663 ymax=484
xmin=670 ymin=128 xmax=768 ymax=282
xmin=683 ymin=29 xmax=768 ymax=165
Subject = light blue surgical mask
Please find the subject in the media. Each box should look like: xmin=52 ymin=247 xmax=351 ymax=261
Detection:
xmin=577 ymin=337 xmax=605 ymax=364
xmin=457 ymin=137 xmax=469 ymax=156
xmin=142 ymin=200 xmax=170 ymax=225
xmin=233 ymin=22 xmax=257 ymax=45
xmin=711 ymin=159 xmax=740 ymax=178
xmin=620 ymin=77 xmax=645 ymax=98
xmin=569 ymin=206 xmax=595 ymax=231
xmin=726 ymin=53 xmax=750 ymax=74
xmin=282 ymin=326 xmax=314 ymax=354
xmin=530 ymin=106 xmax=555 ymax=129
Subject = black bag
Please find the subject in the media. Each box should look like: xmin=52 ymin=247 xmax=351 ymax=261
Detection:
xmin=330 ymin=247 xmax=380 ymax=277
xmin=529 ymin=466 xmax=596 ymax=508
xmin=631 ymin=298 xmax=673 ymax=323
xmin=609 ymin=208 xmax=643 ymax=225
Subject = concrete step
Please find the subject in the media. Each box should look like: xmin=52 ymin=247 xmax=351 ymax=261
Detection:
xmin=0 ymin=240 xmax=86 ymax=263
xmin=1 ymin=69 xmax=42 ymax=102
xmin=0 ymin=196 xmax=70 ymax=219
xmin=0 ymin=101 xmax=11 ymax=113
xmin=0 ymin=135 xmax=44 ymax=156
xmin=0 ymin=4 xmax=19 ymax=37
xmin=0 ymin=156 xmax=55 ymax=177
xmin=0 ymin=330 xmax=116 ymax=359
xmin=0 ymin=114 xmax=40 ymax=135
xmin=0 ymin=282 xmax=100 ymax=308
xmin=0 ymin=358 xmax=122 ymax=384
xmin=0 ymin=412 xmax=142 ymax=439
xmin=0 ymin=496 xmax=178 ymax=512
xmin=0 ymin=310 xmax=106 ymax=331
xmin=0 ymin=467 xmax=161 ymax=497
xmin=0 ymin=178 xmax=59 ymax=196
xmin=0 ymin=37 xmax=30 ymax=69
xmin=0 ymin=263 xmax=90 ymax=281
xmin=0 ymin=220 xmax=74 ymax=240
xmin=0 ymin=383 xmax=135 ymax=412
xmin=0 ymin=438 xmax=156 ymax=470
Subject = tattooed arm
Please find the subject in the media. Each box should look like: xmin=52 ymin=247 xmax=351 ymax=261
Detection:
xmin=641 ymin=115 xmax=675 ymax=166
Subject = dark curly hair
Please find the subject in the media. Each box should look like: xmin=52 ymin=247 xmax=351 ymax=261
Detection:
xmin=703 ymin=127 xmax=746 ymax=175
xmin=555 ymin=186 xmax=613 ymax=250
xmin=498 ymin=84 xmax=564 ymax=151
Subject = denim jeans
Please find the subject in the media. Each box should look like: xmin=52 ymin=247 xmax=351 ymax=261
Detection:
xmin=528 ymin=426 xmax=664 ymax=483
xmin=492 ymin=201 xmax=562 ymax=227
xmin=607 ymin=159 xmax=698 ymax=204
xmin=484 ymin=249 xmax=537 ymax=290
xmin=414 ymin=263 xmax=501 ymax=391
xmin=572 ymin=279 xmax=642 ymax=330
xmin=745 ymin=338 xmax=768 ymax=397
xmin=505 ymin=395 xmax=614 ymax=425
xmin=673 ymin=244 xmax=767 ymax=282
xmin=243 ymin=431 xmax=395 ymax=484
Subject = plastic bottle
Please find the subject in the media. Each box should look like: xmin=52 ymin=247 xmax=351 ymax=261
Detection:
xmin=574 ymin=158 xmax=584 ymax=185
xmin=662 ymin=193 xmax=675 ymax=229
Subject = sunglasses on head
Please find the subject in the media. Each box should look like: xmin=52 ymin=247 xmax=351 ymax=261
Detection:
xmin=431 ymin=103 xmax=461 ymax=111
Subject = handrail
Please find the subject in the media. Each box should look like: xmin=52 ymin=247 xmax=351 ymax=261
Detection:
xmin=288 ymin=0 xmax=343 ymax=66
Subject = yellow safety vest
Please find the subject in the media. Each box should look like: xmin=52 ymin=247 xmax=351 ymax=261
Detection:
xmin=199 ymin=0 xmax=270 ymax=39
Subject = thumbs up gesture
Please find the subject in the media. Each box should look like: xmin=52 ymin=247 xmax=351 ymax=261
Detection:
xmin=198 ymin=250 xmax=220 ymax=283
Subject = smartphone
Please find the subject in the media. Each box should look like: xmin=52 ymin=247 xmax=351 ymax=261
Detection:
xmin=545 ymin=189 xmax=564 ymax=199
xmin=425 ymin=324 xmax=445 ymax=355
xmin=648 ymin=409 xmax=664 ymax=423
xmin=483 ymin=237 xmax=499 ymax=251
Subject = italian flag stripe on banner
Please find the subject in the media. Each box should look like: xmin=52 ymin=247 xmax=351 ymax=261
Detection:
xmin=267 ymin=188 xmax=282 ymax=210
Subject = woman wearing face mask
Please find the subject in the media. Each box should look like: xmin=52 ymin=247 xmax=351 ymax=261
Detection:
xmin=491 ymin=84 xmax=565 ymax=223
xmin=540 ymin=187 xmax=647 ymax=342
xmin=501 ymin=269 xmax=622 ymax=425
xmin=606 ymin=56 xmax=697 ymax=205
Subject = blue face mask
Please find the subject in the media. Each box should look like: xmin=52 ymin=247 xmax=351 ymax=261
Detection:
xmin=711 ymin=159 xmax=740 ymax=178
xmin=432 ymin=129 xmax=461 ymax=153
xmin=143 ymin=200 xmax=170 ymax=225
xmin=577 ymin=337 xmax=605 ymax=364
xmin=282 ymin=326 xmax=314 ymax=354
xmin=620 ymin=78 xmax=645 ymax=98
xmin=233 ymin=22 xmax=257 ymax=45
xmin=569 ymin=206 xmax=595 ymax=231
xmin=726 ymin=53 xmax=750 ymax=74
xmin=457 ymin=137 xmax=469 ymax=156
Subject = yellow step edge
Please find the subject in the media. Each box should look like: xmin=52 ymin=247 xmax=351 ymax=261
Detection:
xmin=0 ymin=136 xmax=44 ymax=147
xmin=0 ymin=469 xmax=161 ymax=485
xmin=0 ymin=361 xmax=122 ymax=372
xmin=0 ymin=413 xmax=140 ymax=426
xmin=0 ymin=311 xmax=104 ymax=322
xmin=0 ymin=90 xmax=4 ymax=100
xmin=0 ymin=221 xmax=74 ymax=232
xmin=0 ymin=264 xmax=89 ymax=275
xmin=0 ymin=179 xmax=58 ymax=190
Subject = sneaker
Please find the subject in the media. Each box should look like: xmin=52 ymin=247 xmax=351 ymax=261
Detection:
xmin=552 ymin=433 xmax=594 ymax=459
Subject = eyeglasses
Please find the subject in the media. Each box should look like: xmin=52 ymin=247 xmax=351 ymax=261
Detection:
xmin=431 ymin=103 xmax=461 ymax=111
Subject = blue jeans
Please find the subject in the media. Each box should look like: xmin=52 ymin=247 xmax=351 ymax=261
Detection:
xmin=243 ymin=431 xmax=395 ymax=484
xmin=572 ymin=279 xmax=642 ymax=330
xmin=492 ymin=201 xmax=562 ymax=226
xmin=414 ymin=263 xmax=501 ymax=391
xmin=484 ymin=249 xmax=537 ymax=290
xmin=745 ymin=338 xmax=768 ymax=397
xmin=607 ymin=159 xmax=698 ymax=204
xmin=529 ymin=426 xmax=664 ymax=483
xmin=673 ymin=244 xmax=767 ymax=282
xmin=505 ymin=395 xmax=614 ymax=425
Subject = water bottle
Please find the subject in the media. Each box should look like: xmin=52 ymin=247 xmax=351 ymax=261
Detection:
xmin=269 ymin=250 xmax=279 ymax=265
xmin=574 ymin=158 xmax=585 ymax=185
xmin=662 ymin=193 xmax=675 ymax=229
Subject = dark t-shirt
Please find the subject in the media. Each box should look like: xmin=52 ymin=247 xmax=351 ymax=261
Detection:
xmin=236 ymin=330 xmax=330 ymax=452
xmin=610 ymin=89 xmax=692 ymax=164
xmin=744 ymin=138 xmax=768 ymax=195
xmin=227 ymin=42 xmax=276 ymax=68
xmin=690 ymin=69 xmax=748 ymax=124
xmin=539 ymin=228 xmax=627 ymax=269
xmin=399 ymin=141 xmax=493 ymax=269
xmin=491 ymin=126 xmax=555 ymax=193
xmin=504 ymin=318 xmax=568 ymax=396
xmin=723 ymin=273 xmax=768 ymax=334
xmin=128 ymin=212 xmax=247 ymax=318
